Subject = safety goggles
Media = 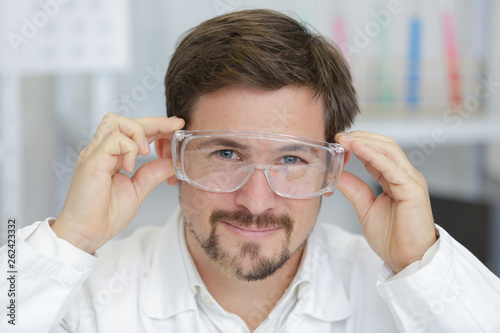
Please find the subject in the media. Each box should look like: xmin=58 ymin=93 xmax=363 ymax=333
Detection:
xmin=171 ymin=130 xmax=344 ymax=199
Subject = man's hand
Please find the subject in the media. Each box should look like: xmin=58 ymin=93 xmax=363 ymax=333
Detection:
xmin=51 ymin=114 xmax=184 ymax=254
xmin=335 ymin=131 xmax=437 ymax=273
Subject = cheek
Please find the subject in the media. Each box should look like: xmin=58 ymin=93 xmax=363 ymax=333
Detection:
xmin=180 ymin=185 xmax=209 ymax=229
xmin=180 ymin=184 xmax=234 ymax=232
xmin=287 ymin=198 xmax=321 ymax=247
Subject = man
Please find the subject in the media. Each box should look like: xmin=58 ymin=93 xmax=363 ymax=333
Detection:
xmin=1 ymin=9 xmax=499 ymax=333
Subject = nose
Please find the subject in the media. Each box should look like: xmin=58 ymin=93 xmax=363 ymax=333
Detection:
xmin=234 ymin=168 xmax=277 ymax=215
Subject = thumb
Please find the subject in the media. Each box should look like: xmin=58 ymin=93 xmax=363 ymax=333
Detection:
xmin=131 ymin=158 xmax=174 ymax=204
xmin=337 ymin=171 xmax=376 ymax=221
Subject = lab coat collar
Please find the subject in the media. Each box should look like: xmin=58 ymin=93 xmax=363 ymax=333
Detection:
xmin=143 ymin=207 xmax=198 ymax=319
xmin=294 ymin=223 xmax=352 ymax=322
xmin=143 ymin=207 xmax=352 ymax=323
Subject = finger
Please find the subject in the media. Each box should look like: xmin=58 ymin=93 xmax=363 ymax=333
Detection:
xmin=336 ymin=170 xmax=376 ymax=222
xmin=341 ymin=134 xmax=410 ymax=166
xmin=136 ymin=116 xmax=185 ymax=143
xmin=91 ymin=113 xmax=150 ymax=156
xmin=338 ymin=133 xmax=425 ymax=184
xmin=96 ymin=131 xmax=139 ymax=173
xmin=338 ymin=130 xmax=395 ymax=143
xmin=131 ymin=158 xmax=174 ymax=204
xmin=350 ymin=141 xmax=428 ymax=201
xmin=350 ymin=140 xmax=407 ymax=185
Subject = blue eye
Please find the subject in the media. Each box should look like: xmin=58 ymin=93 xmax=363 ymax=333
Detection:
xmin=282 ymin=156 xmax=299 ymax=164
xmin=218 ymin=150 xmax=240 ymax=160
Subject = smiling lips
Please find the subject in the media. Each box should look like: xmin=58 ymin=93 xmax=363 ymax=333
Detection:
xmin=221 ymin=221 xmax=281 ymax=239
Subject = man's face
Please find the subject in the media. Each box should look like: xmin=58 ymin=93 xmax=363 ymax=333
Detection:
xmin=180 ymin=85 xmax=326 ymax=281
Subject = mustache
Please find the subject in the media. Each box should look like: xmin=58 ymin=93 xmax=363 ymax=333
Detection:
xmin=210 ymin=209 xmax=293 ymax=234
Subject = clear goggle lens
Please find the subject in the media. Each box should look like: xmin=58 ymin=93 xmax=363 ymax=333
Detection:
xmin=171 ymin=130 xmax=344 ymax=199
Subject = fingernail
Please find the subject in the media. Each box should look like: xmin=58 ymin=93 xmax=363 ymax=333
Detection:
xmin=170 ymin=116 xmax=183 ymax=122
xmin=336 ymin=132 xmax=351 ymax=140
xmin=130 ymin=160 xmax=136 ymax=172
xmin=143 ymin=138 xmax=150 ymax=154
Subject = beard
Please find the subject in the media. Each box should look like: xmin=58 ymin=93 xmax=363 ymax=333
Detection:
xmin=184 ymin=209 xmax=297 ymax=282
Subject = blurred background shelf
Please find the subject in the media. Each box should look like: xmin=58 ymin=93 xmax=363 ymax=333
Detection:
xmin=354 ymin=116 xmax=500 ymax=147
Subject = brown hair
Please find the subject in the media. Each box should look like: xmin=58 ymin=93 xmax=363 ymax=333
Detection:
xmin=165 ymin=9 xmax=358 ymax=142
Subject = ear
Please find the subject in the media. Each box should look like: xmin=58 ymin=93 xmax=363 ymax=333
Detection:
xmin=154 ymin=137 xmax=170 ymax=159
xmin=343 ymin=149 xmax=352 ymax=168
xmin=323 ymin=149 xmax=351 ymax=198
xmin=155 ymin=137 xmax=179 ymax=186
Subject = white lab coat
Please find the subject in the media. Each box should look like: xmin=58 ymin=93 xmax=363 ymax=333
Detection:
xmin=1 ymin=208 xmax=499 ymax=333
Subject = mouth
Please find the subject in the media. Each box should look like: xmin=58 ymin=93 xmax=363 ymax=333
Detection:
xmin=221 ymin=221 xmax=282 ymax=239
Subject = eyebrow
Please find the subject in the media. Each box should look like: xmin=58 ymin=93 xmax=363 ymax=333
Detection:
xmin=273 ymin=144 xmax=318 ymax=154
xmin=195 ymin=138 xmax=249 ymax=150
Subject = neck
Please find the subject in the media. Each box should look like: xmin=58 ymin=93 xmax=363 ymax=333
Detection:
xmin=185 ymin=224 xmax=305 ymax=331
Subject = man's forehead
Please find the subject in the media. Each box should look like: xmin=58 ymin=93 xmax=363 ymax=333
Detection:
xmin=186 ymin=85 xmax=326 ymax=142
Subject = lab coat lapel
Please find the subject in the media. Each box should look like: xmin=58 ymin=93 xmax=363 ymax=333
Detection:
xmin=295 ymin=223 xmax=352 ymax=322
xmin=142 ymin=207 xmax=197 ymax=319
